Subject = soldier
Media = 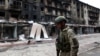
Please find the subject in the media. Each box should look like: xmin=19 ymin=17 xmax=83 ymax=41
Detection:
xmin=55 ymin=16 xmax=76 ymax=56
xmin=56 ymin=30 xmax=61 ymax=56
xmin=72 ymin=37 xmax=79 ymax=56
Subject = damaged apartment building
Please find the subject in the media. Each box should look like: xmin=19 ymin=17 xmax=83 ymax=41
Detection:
xmin=0 ymin=0 xmax=100 ymax=40
xmin=27 ymin=0 xmax=100 ymax=35
xmin=0 ymin=0 xmax=30 ymax=41
xmin=37 ymin=0 xmax=100 ymax=35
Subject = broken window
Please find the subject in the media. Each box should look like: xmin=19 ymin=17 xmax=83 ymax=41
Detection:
xmin=47 ymin=0 xmax=52 ymax=5
xmin=48 ymin=8 xmax=52 ymax=14
xmin=33 ymin=15 xmax=37 ymax=21
xmin=41 ymin=7 xmax=44 ymax=11
xmin=0 ymin=0 xmax=5 ymax=5
xmin=24 ymin=4 xmax=28 ymax=9
xmin=33 ymin=6 xmax=37 ymax=10
xmin=40 ymin=0 xmax=44 ymax=3
xmin=25 ymin=14 xmax=28 ymax=19
xmin=0 ymin=12 xmax=5 ymax=17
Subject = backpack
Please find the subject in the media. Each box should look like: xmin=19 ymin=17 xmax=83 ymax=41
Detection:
xmin=72 ymin=38 xmax=79 ymax=49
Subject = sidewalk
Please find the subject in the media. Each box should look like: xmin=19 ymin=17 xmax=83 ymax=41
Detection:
xmin=0 ymin=33 xmax=100 ymax=56
xmin=77 ymin=33 xmax=100 ymax=54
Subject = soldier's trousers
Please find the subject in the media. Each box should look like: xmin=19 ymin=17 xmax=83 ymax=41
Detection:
xmin=59 ymin=51 xmax=78 ymax=56
xmin=72 ymin=49 xmax=78 ymax=56
xmin=60 ymin=52 xmax=70 ymax=56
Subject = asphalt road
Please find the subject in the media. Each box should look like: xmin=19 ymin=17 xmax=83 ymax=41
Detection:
xmin=79 ymin=46 xmax=100 ymax=56
xmin=0 ymin=43 xmax=100 ymax=56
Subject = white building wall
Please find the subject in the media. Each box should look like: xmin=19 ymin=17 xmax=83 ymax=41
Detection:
xmin=70 ymin=1 xmax=78 ymax=21
xmin=98 ymin=11 xmax=100 ymax=25
xmin=83 ymin=6 xmax=89 ymax=25
xmin=44 ymin=0 xmax=47 ymax=5
xmin=52 ymin=10 xmax=56 ymax=15
xmin=5 ymin=0 xmax=9 ymax=10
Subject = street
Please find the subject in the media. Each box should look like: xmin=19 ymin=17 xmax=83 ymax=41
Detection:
xmin=79 ymin=46 xmax=100 ymax=56
xmin=0 ymin=0 xmax=100 ymax=56
xmin=0 ymin=42 xmax=100 ymax=56
xmin=0 ymin=43 xmax=56 ymax=56
xmin=0 ymin=34 xmax=100 ymax=56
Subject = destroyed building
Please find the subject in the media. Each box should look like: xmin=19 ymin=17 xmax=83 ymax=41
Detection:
xmin=0 ymin=0 xmax=100 ymax=40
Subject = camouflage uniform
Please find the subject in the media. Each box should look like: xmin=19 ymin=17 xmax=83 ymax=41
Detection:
xmin=72 ymin=38 xmax=79 ymax=56
xmin=56 ymin=27 xmax=75 ymax=56
xmin=60 ymin=27 xmax=74 ymax=56
xmin=55 ymin=16 xmax=77 ymax=56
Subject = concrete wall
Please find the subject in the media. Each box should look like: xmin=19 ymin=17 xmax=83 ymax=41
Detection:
xmin=98 ymin=11 xmax=100 ymax=25
xmin=5 ymin=0 xmax=9 ymax=10
xmin=70 ymin=0 xmax=78 ymax=23
xmin=83 ymin=6 xmax=89 ymax=25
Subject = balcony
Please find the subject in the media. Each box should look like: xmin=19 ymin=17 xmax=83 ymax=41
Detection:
xmin=89 ymin=14 xmax=99 ymax=18
xmin=40 ymin=11 xmax=45 ymax=16
xmin=9 ymin=5 xmax=22 ymax=11
xmin=89 ymin=22 xmax=98 ymax=25
xmin=40 ymin=3 xmax=45 ymax=7
xmin=66 ymin=6 xmax=71 ymax=11
xmin=45 ymin=12 xmax=52 ymax=16
xmin=88 ymin=9 xmax=99 ymax=13
xmin=45 ymin=4 xmax=53 ymax=8
xmin=67 ymin=15 xmax=71 ymax=18
xmin=9 ymin=1 xmax=22 ymax=11
xmin=0 ymin=2 xmax=5 ymax=9
xmin=88 ymin=18 xmax=98 ymax=25
xmin=52 ymin=10 xmax=56 ymax=15
xmin=61 ymin=0 xmax=71 ymax=5
xmin=0 ymin=16 xmax=5 ymax=20
xmin=52 ymin=2 xmax=55 ymax=7
xmin=66 ymin=13 xmax=71 ymax=18
xmin=0 ymin=5 xmax=5 ymax=9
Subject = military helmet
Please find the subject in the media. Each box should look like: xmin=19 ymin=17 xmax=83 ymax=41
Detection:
xmin=55 ymin=16 xmax=67 ymax=23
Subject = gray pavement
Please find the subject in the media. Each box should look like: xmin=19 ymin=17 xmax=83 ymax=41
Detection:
xmin=0 ymin=43 xmax=56 ymax=56
xmin=79 ymin=45 xmax=100 ymax=56
xmin=0 ymin=33 xmax=100 ymax=56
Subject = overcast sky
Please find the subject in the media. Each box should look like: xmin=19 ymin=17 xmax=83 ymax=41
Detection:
xmin=79 ymin=0 xmax=100 ymax=9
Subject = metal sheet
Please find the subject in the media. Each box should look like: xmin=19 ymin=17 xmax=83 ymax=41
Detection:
xmin=30 ymin=23 xmax=49 ymax=40
xmin=41 ymin=25 xmax=49 ymax=39
xmin=30 ymin=23 xmax=38 ymax=39
xmin=35 ymin=24 xmax=41 ymax=41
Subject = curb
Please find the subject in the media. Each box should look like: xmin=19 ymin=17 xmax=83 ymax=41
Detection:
xmin=0 ymin=39 xmax=55 ymax=47
xmin=0 ymin=40 xmax=35 ymax=47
